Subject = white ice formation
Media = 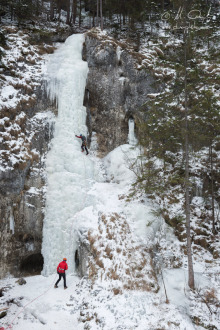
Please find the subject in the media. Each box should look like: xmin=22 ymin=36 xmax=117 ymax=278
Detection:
xmin=42 ymin=34 xmax=94 ymax=275
xmin=128 ymin=117 xmax=137 ymax=146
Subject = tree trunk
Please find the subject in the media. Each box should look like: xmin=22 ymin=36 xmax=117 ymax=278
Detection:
xmin=50 ymin=0 xmax=54 ymax=20
xmin=96 ymin=0 xmax=99 ymax=27
xmin=184 ymin=26 xmax=195 ymax=291
xmin=79 ymin=0 xmax=82 ymax=27
xmin=92 ymin=6 xmax=95 ymax=27
xmin=100 ymin=0 xmax=103 ymax=30
xmin=72 ymin=0 xmax=77 ymax=24
xmin=35 ymin=0 xmax=40 ymax=16
xmin=66 ymin=0 xmax=70 ymax=24
xmin=122 ymin=0 xmax=125 ymax=25
xmin=210 ymin=145 xmax=215 ymax=234
xmin=11 ymin=3 xmax=14 ymax=21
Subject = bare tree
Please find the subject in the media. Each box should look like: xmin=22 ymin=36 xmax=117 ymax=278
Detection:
xmin=79 ymin=0 xmax=82 ymax=27
xmin=72 ymin=0 xmax=77 ymax=24
xmin=96 ymin=0 xmax=99 ymax=27
xmin=66 ymin=0 xmax=70 ymax=24
xmin=210 ymin=145 xmax=216 ymax=234
xmin=50 ymin=0 xmax=55 ymax=20
xmin=100 ymin=0 xmax=103 ymax=30
xmin=183 ymin=1 xmax=195 ymax=290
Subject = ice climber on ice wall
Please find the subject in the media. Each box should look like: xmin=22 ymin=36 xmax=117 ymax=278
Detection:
xmin=75 ymin=134 xmax=89 ymax=155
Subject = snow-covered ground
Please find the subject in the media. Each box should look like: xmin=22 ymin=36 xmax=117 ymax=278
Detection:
xmin=1 ymin=144 xmax=219 ymax=329
xmin=0 ymin=34 xmax=219 ymax=330
xmin=0 ymin=272 xmax=198 ymax=330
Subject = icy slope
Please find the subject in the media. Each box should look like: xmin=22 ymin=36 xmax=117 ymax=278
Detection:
xmin=42 ymin=34 xmax=96 ymax=275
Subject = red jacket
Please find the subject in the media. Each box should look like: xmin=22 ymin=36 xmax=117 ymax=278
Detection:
xmin=75 ymin=135 xmax=86 ymax=143
xmin=57 ymin=261 xmax=68 ymax=274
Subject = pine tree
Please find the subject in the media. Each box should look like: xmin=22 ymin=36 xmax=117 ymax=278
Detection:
xmin=193 ymin=89 xmax=220 ymax=233
xmin=136 ymin=0 xmax=220 ymax=290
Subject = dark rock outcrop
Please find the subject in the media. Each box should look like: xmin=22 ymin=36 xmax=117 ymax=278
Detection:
xmin=83 ymin=30 xmax=159 ymax=156
xmin=0 ymin=84 xmax=56 ymax=279
xmin=75 ymin=229 xmax=91 ymax=278
xmin=16 ymin=277 xmax=27 ymax=285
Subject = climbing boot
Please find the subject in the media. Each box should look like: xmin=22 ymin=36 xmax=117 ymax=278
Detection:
xmin=54 ymin=285 xmax=58 ymax=288
xmin=64 ymin=286 xmax=67 ymax=290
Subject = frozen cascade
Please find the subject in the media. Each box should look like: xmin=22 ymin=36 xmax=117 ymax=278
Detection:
xmin=9 ymin=207 xmax=14 ymax=235
xmin=128 ymin=118 xmax=137 ymax=146
xmin=42 ymin=34 xmax=95 ymax=276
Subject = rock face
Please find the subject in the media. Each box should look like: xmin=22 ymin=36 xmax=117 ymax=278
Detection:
xmin=0 ymin=85 xmax=56 ymax=279
xmin=83 ymin=31 xmax=159 ymax=156
xmin=75 ymin=229 xmax=91 ymax=278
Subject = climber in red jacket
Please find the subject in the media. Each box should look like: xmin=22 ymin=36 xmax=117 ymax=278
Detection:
xmin=75 ymin=134 xmax=89 ymax=155
xmin=54 ymin=258 xmax=68 ymax=289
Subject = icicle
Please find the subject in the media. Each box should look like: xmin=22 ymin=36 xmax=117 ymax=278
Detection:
xmin=9 ymin=207 xmax=14 ymax=234
xmin=128 ymin=118 xmax=137 ymax=146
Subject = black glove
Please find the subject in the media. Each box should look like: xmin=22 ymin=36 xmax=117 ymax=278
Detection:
xmin=57 ymin=271 xmax=59 ymax=274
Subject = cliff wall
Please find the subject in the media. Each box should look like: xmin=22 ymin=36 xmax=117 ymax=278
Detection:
xmin=83 ymin=30 xmax=159 ymax=156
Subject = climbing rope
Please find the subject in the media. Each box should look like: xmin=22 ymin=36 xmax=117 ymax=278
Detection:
xmin=67 ymin=146 xmax=90 ymax=276
xmin=3 ymin=273 xmax=57 ymax=330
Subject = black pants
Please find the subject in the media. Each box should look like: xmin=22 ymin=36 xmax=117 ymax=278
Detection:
xmin=81 ymin=143 xmax=88 ymax=154
xmin=55 ymin=273 xmax=67 ymax=287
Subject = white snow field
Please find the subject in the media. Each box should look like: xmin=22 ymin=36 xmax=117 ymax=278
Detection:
xmin=0 ymin=34 xmax=219 ymax=330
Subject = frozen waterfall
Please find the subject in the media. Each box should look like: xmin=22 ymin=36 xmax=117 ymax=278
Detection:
xmin=128 ymin=118 xmax=137 ymax=146
xmin=42 ymin=34 xmax=94 ymax=276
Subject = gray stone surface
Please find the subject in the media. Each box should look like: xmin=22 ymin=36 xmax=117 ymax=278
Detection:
xmin=0 ymin=84 xmax=56 ymax=279
xmin=83 ymin=33 xmax=159 ymax=156
xmin=75 ymin=229 xmax=91 ymax=278
xmin=16 ymin=278 xmax=27 ymax=285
